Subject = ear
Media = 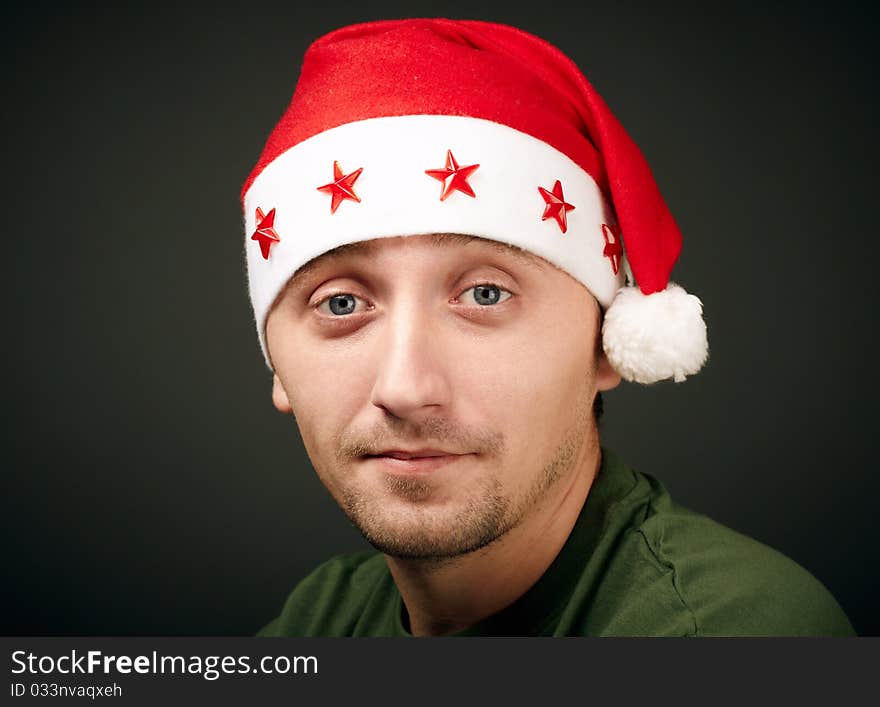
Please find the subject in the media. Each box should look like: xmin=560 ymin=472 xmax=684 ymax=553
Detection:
xmin=592 ymin=299 xmax=621 ymax=393
xmin=596 ymin=349 xmax=622 ymax=392
xmin=271 ymin=374 xmax=293 ymax=414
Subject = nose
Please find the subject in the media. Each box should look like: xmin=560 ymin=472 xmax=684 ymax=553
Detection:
xmin=369 ymin=302 xmax=452 ymax=420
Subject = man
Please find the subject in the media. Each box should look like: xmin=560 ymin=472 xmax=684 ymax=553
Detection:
xmin=242 ymin=19 xmax=853 ymax=636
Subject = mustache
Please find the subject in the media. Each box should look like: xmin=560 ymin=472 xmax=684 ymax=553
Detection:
xmin=335 ymin=415 xmax=504 ymax=460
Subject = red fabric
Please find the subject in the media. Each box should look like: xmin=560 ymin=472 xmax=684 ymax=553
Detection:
xmin=241 ymin=19 xmax=682 ymax=295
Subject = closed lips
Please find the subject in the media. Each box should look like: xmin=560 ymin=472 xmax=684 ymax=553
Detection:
xmin=370 ymin=450 xmax=461 ymax=459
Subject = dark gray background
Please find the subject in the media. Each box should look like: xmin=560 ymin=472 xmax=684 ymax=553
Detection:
xmin=3 ymin=0 xmax=877 ymax=635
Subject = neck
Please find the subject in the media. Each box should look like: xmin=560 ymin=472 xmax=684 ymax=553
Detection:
xmin=385 ymin=433 xmax=602 ymax=636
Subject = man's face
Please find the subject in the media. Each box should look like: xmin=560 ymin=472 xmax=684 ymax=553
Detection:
xmin=266 ymin=234 xmax=620 ymax=560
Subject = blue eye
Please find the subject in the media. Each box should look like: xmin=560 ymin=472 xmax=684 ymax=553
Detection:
xmin=319 ymin=293 xmax=363 ymax=316
xmin=465 ymin=284 xmax=512 ymax=306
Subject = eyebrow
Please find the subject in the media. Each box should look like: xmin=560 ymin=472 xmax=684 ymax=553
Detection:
xmin=288 ymin=233 xmax=545 ymax=290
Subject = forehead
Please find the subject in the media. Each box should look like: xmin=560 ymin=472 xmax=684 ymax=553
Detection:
xmin=289 ymin=233 xmax=545 ymax=286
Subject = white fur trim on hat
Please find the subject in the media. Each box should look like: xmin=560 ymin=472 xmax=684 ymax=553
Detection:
xmin=602 ymin=283 xmax=708 ymax=384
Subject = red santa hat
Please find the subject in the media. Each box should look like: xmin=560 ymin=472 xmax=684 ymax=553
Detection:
xmin=241 ymin=18 xmax=708 ymax=384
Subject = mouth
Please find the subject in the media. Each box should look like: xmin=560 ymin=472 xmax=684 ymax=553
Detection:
xmin=361 ymin=451 xmax=472 ymax=474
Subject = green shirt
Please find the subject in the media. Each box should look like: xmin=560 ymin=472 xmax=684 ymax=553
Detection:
xmin=258 ymin=449 xmax=854 ymax=636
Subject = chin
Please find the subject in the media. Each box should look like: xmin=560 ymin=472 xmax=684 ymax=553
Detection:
xmin=340 ymin=485 xmax=512 ymax=561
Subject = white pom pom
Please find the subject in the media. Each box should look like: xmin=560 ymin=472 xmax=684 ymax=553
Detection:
xmin=602 ymin=282 xmax=708 ymax=384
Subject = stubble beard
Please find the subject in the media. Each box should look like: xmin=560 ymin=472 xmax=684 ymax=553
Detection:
xmin=333 ymin=390 xmax=594 ymax=564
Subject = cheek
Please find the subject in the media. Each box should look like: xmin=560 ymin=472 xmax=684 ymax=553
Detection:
xmin=272 ymin=334 xmax=363 ymax=447
xmin=484 ymin=308 xmax=596 ymax=454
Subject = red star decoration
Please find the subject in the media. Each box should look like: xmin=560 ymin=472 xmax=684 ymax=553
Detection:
xmin=601 ymin=223 xmax=623 ymax=275
xmin=251 ymin=207 xmax=280 ymax=260
xmin=317 ymin=161 xmax=363 ymax=213
xmin=538 ymin=180 xmax=575 ymax=233
xmin=425 ymin=149 xmax=480 ymax=201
